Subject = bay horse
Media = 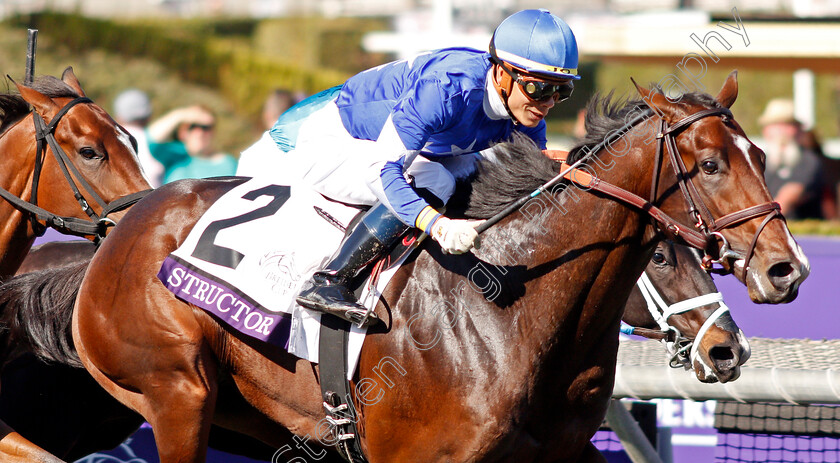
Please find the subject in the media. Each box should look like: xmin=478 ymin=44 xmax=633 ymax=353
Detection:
xmin=69 ymin=72 xmax=807 ymax=462
xmin=0 ymin=239 xmax=741 ymax=460
xmin=0 ymin=238 xmax=738 ymax=460
xmin=0 ymin=67 xmax=151 ymax=278
xmin=0 ymin=68 xmax=151 ymax=462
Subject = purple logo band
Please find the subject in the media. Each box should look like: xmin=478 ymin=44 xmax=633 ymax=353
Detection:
xmin=158 ymin=256 xmax=293 ymax=348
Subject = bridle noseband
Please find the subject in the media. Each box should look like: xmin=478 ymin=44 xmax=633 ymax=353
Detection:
xmin=0 ymin=96 xmax=151 ymax=243
xmin=632 ymin=272 xmax=735 ymax=371
xmin=650 ymin=106 xmax=782 ymax=277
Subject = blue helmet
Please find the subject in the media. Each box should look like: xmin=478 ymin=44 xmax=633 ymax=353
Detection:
xmin=490 ymin=9 xmax=581 ymax=81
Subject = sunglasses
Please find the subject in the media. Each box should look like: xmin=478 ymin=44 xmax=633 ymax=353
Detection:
xmin=188 ymin=123 xmax=215 ymax=132
xmin=500 ymin=64 xmax=574 ymax=102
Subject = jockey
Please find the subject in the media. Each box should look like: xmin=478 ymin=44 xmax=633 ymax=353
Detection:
xmin=239 ymin=9 xmax=581 ymax=326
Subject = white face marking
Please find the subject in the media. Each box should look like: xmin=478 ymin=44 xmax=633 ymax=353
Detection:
xmin=115 ymin=126 xmax=153 ymax=185
xmin=747 ymin=266 xmax=769 ymax=300
xmin=787 ymin=231 xmax=810 ymax=276
xmin=732 ymin=134 xmax=757 ymax=172
xmin=732 ymin=133 xmax=811 ymax=294
xmin=115 ymin=126 xmax=137 ymax=158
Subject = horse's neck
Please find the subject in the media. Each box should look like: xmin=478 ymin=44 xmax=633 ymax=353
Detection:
xmin=461 ymin=129 xmax=659 ymax=396
xmin=0 ymin=121 xmax=36 ymax=198
xmin=0 ymin=120 xmax=38 ymax=277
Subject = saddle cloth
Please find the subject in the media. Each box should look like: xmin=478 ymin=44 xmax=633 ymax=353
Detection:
xmin=157 ymin=177 xmax=417 ymax=378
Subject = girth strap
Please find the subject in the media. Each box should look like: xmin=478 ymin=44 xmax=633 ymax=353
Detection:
xmin=318 ymin=315 xmax=368 ymax=463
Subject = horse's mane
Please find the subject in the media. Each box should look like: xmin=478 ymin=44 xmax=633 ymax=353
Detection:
xmin=568 ymin=89 xmax=722 ymax=163
xmin=0 ymin=259 xmax=90 ymax=368
xmin=451 ymin=132 xmax=559 ymax=219
xmin=0 ymin=75 xmax=81 ymax=136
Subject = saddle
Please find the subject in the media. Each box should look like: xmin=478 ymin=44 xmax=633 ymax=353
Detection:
xmin=156 ymin=177 xmax=423 ymax=462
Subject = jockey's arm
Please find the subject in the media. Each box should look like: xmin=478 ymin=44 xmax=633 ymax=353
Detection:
xmin=365 ymin=116 xmax=480 ymax=254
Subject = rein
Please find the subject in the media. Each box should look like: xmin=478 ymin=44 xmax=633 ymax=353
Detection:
xmin=477 ymin=105 xmax=780 ymax=276
xmin=0 ymin=96 xmax=151 ymax=243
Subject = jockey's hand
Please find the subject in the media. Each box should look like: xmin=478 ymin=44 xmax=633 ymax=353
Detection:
xmin=430 ymin=216 xmax=482 ymax=254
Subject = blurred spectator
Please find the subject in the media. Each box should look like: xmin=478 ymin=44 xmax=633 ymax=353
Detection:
xmin=261 ymin=88 xmax=295 ymax=131
xmin=113 ymin=88 xmax=164 ymax=187
xmin=799 ymin=129 xmax=840 ymax=220
xmin=757 ymin=98 xmax=823 ymax=219
xmin=146 ymin=105 xmax=237 ymax=184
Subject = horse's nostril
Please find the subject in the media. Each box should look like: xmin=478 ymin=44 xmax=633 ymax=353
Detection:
xmin=767 ymin=261 xmax=802 ymax=293
xmin=709 ymin=345 xmax=736 ymax=369
xmin=710 ymin=346 xmax=733 ymax=361
xmin=768 ymin=261 xmax=795 ymax=279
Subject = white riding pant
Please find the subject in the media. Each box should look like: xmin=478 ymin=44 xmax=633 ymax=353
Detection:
xmin=238 ymin=100 xmax=478 ymax=210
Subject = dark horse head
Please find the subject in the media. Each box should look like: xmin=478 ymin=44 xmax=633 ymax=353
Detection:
xmin=623 ymin=241 xmax=750 ymax=383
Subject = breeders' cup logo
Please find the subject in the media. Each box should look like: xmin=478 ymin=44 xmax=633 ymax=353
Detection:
xmin=259 ymin=251 xmax=301 ymax=297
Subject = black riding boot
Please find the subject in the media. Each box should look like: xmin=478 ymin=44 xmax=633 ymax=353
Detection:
xmin=296 ymin=203 xmax=408 ymax=326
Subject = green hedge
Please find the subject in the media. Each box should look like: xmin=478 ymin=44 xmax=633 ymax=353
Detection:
xmin=10 ymin=12 xmax=349 ymax=118
xmin=252 ymin=16 xmax=391 ymax=75
xmin=787 ymin=220 xmax=840 ymax=237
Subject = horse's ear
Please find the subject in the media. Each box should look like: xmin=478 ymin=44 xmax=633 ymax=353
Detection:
xmin=8 ymin=75 xmax=59 ymax=119
xmin=715 ymin=70 xmax=738 ymax=109
xmin=630 ymin=77 xmax=670 ymax=119
xmin=61 ymin=66 xmax=87 ymax=97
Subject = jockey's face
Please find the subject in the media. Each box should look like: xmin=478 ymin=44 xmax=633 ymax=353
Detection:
xmin=493 ymin=64 xmax=566 ymax=128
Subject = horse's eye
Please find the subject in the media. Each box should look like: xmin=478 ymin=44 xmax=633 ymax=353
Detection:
xmin=652 ymin=252 xmax=667 ymax=265
xmin=701 ymin=160 xmax=718 ymax=175
xmin=79 ymin=147 xmax=102 ymax=160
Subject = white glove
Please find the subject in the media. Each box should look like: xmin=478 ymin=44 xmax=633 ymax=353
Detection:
xmin=430 ymin=216 xmax=482 ymax=254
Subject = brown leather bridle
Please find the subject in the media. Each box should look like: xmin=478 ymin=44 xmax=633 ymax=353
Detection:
xmin=649 ymin=107 xmax=781 ymax=277
xmin=0 ymin=97 xmax=151 ymax=243
xmin=499 ymin=106 xmax=781 ymax=279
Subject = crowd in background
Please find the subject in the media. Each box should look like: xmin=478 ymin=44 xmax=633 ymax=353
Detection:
xmin=112 ymin=87 xmax=302 ymax=188
xmin=756 ymin=98 xmax=840 ymax=221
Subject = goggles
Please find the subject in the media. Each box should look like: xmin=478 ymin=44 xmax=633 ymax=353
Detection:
xmin=499 ymin=62 xmax=574 ymax=102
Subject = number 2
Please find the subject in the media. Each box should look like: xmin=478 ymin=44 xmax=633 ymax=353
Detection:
xmin=191 ymin=184 xmax=290 ymax=269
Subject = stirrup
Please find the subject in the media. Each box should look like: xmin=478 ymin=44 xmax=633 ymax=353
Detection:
xmin=322 ymin=305 xmax=379 ymax=328
xmin=295 ymin=296 xmax=379 ymax=328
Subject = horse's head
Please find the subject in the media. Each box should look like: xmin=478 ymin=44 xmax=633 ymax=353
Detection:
xmin=634 ymin=71 xmax=809 ymax=304
xmin=629 ymin=241 xmax=750 ymax=383
xmin=7 ymin=67 xmax=152 ymax=235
